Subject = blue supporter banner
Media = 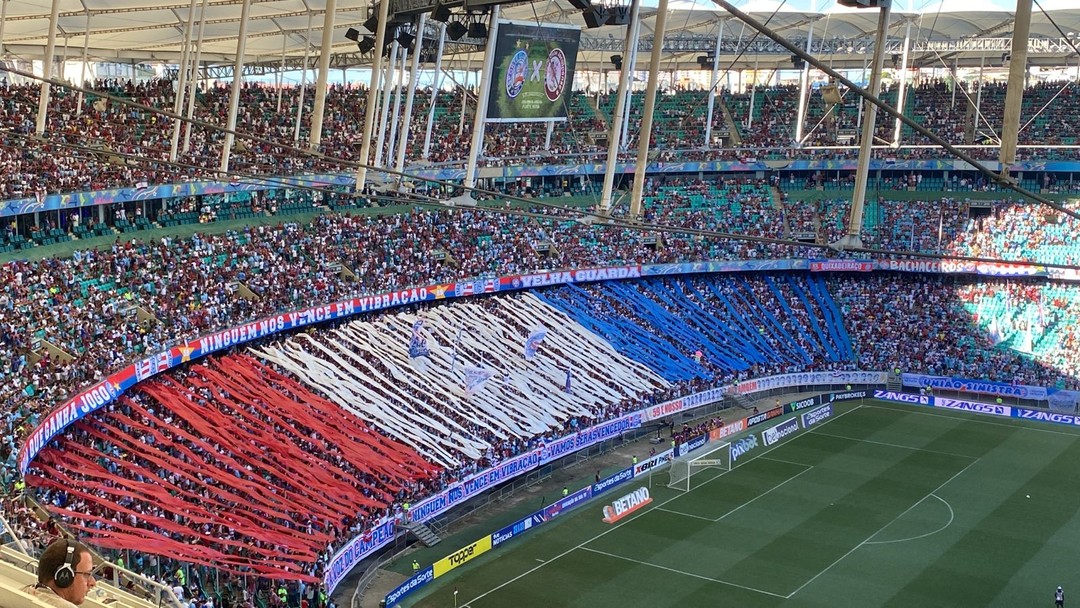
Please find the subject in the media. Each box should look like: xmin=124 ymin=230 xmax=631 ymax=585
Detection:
xmin=901 ymin=373 xmax=1050 ymax=400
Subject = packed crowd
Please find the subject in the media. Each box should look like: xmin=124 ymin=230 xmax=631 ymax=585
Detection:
xmin=834 ymin=274 xmax=1080 ymax=388
xmin=7 ymin=78 xmax=1080 ymax=200
xmin=29 ymin=269 xmax=853 ymax=589
xmin=0 ymin=164 xmax=1075 ymax=603
xmin=31 ymin=354 xmax=441 ymax=581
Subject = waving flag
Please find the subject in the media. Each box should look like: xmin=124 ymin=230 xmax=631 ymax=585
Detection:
xmin=464 ymin=366 xmax=494 ymax=396
xmin=987 ymin=316 xmax=1004 ymax=346
xmin=408 ymin=319 xmax=431 ymax=359
xmin=524 ymin=327 xmax=547 ymax=360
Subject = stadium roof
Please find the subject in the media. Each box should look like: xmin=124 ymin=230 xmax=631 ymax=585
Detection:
xmin=3 ymin=0 xmax=1080 ymax=73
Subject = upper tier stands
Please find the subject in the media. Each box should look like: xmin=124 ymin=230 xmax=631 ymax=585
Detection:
xmin=5 ymin=79 xmax=1080 ymax=199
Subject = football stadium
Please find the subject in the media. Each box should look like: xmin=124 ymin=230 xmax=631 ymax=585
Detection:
xmin=2 ymin=0 xmax=1080 ymax=606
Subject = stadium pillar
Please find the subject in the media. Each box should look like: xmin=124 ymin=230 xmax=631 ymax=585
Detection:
xmin=183 ymin=0 xmax=209 ymax=153
xmin=219 ymin=0 xmax=251 ymax=173
xmin=836 ymin=0 xmax=890 ymax=250
xmin=35 ymin=0 xmax=62 ymax=135
xmin=544 ymin=121 xmax=554 ymax=150
xmin=628 ymin=0 xmax=670 ymax=219
xmin=703 ymin=20 xmax=725 ymax=149
xmin=463 ymin=6 xmax=501 ymax=193
xmin=374 ymin=41 xmax=399 ymax=170
xmin=891 ymin=19 xmax=912 ymax=146
xmin=746 ymin=57 xmax=758 ymax=130
xmin=856 ymin=57 xmax=868 ymax=129
xmin=356 ymin=0 xmax=392 ymax=191
xmin=619 ymin=21 xmax=641 ymax=152
xmin=293 ymin=13 xmax=314 ymax=144
xmin=422 ymin=23 xmax=447 ymax=160
xmin=60 ymin=35 xmax=68 ymax=86
xmin=394 ymin=13 xmax=427 ymax=179
xmin=973 ymin=53 xmax=985 ymax=143
xmin=308 ymin=0 xmax=337 ymax=151
xmin=76 ymin=12 xmax=90 ymax=116
xmin=0 ymin=0 xmax=8 ymax=59
xmin=276 ymin=33 xmax=288 ymax=114
xmin=387 ymin=45 xmax=407 ymax=168
xmin=950 ymin=56 xmax=958 ymax=109
xmin=459 ymin=57 xmax=471 ymax=134
xmin=794 ymin=19 xmax=815 ymax=145
xmin=170 ymin=0 xmax=199 ymax=163
xmin=999 ymin=0 xmax=1032 ymax=168
xmin=598 ymin=0 xmax=642 ymax=214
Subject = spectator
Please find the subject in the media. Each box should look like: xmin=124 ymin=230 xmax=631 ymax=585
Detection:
xmin=24 ymin=538 xmax=96 ymax=607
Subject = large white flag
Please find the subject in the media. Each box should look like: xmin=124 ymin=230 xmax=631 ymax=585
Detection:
xmin=464 ymin=366 xmax=494 ymax=396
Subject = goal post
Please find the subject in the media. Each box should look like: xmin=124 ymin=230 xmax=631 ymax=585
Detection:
xmin=667 ymin=441 xmax=731 ymax=492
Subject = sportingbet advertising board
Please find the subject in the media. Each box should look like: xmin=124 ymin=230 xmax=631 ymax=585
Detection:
xmin=486 ymin=20 xmax=581 ymax=122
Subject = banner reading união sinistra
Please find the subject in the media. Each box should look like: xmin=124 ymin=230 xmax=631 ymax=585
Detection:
xmin=486 ymin=20 xmax=581 ymax=122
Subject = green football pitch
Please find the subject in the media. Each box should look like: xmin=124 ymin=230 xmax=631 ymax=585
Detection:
xmin=408 ymin=400 xmax=1080 ymax=607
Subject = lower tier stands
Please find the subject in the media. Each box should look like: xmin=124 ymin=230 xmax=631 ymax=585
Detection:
xmin=23 ymin=271 xmax=1080 ymax=592
xmin=29 ymin=355 xmax=439 ymax=582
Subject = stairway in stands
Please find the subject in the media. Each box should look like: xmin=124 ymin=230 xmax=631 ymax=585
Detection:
xmin=402 ymin=521 xmax=442 ymax=548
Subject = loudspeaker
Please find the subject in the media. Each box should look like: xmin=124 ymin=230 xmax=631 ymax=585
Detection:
xmin=582 ymin=6 xmax=607 ymax=28
xmin=468 ymin=21 xmax=487 ymax=38
xmin=398 ymin=31 xmax=415 ymax=50
xmin=446 ymin=21 xmax=468 ymax=40
xmin=610 ymin=54 xmax=622 ymax=70
xmin=604 ymin=5 xmax=631 ymax=26
xmin=363 ymin=15 xmax=379 ymax=33
xmin=568 ymin=0 xmax=592 ymax=9
xmin=821 ymin=84 xmax=842 ymax=105
xmin=431 ymin=4 xmax=451 ymax=22
xmin=344 ymin=27 xmax=360 ymax=42
xmin=358 ymin=37 xmax=375 ymax=53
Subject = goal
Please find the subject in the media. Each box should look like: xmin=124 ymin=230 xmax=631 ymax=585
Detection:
xmin=667 ymin=442 xmax=731 ymax=492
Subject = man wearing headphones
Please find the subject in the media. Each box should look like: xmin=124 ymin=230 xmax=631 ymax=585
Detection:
xmin=23 ymin=538 xmax=96 ymax=607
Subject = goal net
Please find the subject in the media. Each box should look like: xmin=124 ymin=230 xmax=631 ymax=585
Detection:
xmin=667 ymin=441 xmax=731 ymax=492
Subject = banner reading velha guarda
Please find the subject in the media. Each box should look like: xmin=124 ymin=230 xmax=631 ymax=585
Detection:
xmin=486 ymin=20 xmax=581 ymax=122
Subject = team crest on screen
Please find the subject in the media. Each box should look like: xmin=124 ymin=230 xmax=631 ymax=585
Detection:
xmin=506 ymin=49 xmax=528 ymax=99
xmin=545 ymin=48 xmax=567 ymax=101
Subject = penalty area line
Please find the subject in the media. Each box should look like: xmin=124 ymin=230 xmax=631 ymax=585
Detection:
xmin=578 ymin=546 xmax=789 ymax=599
